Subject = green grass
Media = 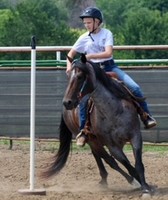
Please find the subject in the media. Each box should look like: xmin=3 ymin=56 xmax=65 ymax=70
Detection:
xmin=124 ymin=143 xmax=168 ymax=154
xmin=72 ymin=143 xmax=168 ymax=154
xmin=0 ymin=139 xmax=9 ymax=145
xmin=72 ymin=142 xmax=168 ymax=154
xmin=0 ymin=139 xmax=168 ymax=154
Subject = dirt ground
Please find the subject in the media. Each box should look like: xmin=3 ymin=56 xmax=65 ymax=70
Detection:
xmin=0 ymin=141 xmax=168 ymax=200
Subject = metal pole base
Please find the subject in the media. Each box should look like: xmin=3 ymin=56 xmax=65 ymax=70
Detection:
xmin=18 ymin=188 xmax=46 ymax=196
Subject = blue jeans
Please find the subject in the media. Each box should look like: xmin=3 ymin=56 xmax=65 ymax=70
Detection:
xmin=79 ymin=95 xmax=89 ymax=130
xmin=79 ymin=61 xmax=150 ymax=130
xmin=108 ymin=65 xmax=150 ymax=114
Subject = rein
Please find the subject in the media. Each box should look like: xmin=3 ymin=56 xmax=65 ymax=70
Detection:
xmin=79 ymin=78 xmax=98 ymax=99
xmin=90 ymin=84 xmax=98 ymax=96
xmin=79 ymin=79 xmax=88 ymax=99
xmin=72 ymin=60 xmax=95 ymax=99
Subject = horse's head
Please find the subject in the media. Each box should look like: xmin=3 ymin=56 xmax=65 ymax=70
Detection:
xmin=63 ymin=54 xmax=96 ymax=110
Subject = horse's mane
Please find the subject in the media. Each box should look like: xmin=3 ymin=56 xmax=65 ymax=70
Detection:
xmin=88 ymin=61 xmax=137 ymax=101
xmin=72 ymin=58 xmax=144 ymax=102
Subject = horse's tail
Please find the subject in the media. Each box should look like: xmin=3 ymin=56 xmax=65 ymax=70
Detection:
xmin=42 ymin=114 xmax=72 ymax=178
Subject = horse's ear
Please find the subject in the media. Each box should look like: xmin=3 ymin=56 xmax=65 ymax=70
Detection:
xmin=80 ymin=53 xmax=87 ymax=63
xmin=66 ymin=55 xmax=73 ymax=63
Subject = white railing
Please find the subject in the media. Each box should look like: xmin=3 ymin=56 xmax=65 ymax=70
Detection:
xmin=0 ymin=45 xmax=168 ymax=66
xmin=0 ymin=45 xmax=168 ymax=52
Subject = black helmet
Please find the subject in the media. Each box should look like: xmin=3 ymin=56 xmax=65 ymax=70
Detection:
xmin=79 ymin=7 xmax=103 ymax=23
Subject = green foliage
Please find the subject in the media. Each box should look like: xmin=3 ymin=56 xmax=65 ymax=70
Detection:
xmin=0 ymin=0 xmax=79 ymax=59
xmin=142 ymin=0 xmax=168 ymax=13
xmin=97 ymin=0 xmax=143 ymax=35
xmin=0 ymin=9 xmax=12 ymax=37
xmin=122 ymin=8 xmax=168 ymax=58
xmin=96 ymin=0 xmax=168 ymax=59
xmin=0 ymin=0 xmax=11 ymax=9
xmin=1 ymin=0 xmax=67 ymax=46
xmin=0 ymin=0 xmax=167 ymax=60
xmin=123 ymin=8 xmax=166 ymax=45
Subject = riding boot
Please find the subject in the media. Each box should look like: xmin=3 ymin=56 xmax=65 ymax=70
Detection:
xmin=140 ymin=112 xmax=157 ymax=129
xmin=143 ymin=114 xmax=157 ymax=129
xmin=76 ymin=129 xmax=87 ymax=147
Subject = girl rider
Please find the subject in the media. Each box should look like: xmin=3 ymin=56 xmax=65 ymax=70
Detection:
xmin=66 ymin=7 xmax=157 ymax=147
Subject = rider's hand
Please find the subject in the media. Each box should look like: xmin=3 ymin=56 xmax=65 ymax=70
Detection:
xmin=66 ymin=67 xmax=71 ymax=76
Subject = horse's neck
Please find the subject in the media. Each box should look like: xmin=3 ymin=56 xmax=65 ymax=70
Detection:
xmin=90 ymin=82 xmax=121 ymax=114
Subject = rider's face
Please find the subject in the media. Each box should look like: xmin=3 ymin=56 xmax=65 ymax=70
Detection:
xmin=83 ymin=18 xmax=100 ymax=32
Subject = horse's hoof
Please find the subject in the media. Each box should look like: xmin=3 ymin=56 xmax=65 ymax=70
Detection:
xmin=141 ymin=192 xmax=152 ymax=199
xmin=131 ymin=178 xmax=141 ymax=189
xmin=76 ymin=131 xmax=86 ymax=147
xmin=141 ymin=189 xmax=152 ymax=199
xmin=99 ymin=180 xmax=108 ymax=188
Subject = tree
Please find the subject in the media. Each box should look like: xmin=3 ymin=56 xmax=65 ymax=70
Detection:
xmin=123 ymin=8 xmax=168 ymax=58
xmin=96 ymin=0 xmax=168 ymax=59
xmin=142 ymin=0 xmax=168 ymax=14
xmin=0 ymin=9 xmax=15 ymax=50
xmin=96 ymin=0 xmax=142 ymax=32
xmin=61 ymin=0 xmax=96 ymax=28
xmin=0 ymin=0 xmax=19 ymax=8
xmin=0 ymin=0 xmax=167 ymax=60
xmin=0 ymin=0 xmax=80 ymax=59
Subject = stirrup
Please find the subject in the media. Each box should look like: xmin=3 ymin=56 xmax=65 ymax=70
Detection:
xmin=76 ymin=129 xmax=86 ymax=147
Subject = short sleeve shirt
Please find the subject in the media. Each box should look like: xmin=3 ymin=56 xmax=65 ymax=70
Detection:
xmin=72 ymin=28 xmax=113 ymax=63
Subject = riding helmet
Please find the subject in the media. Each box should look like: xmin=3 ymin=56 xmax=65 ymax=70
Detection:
xmin=79 ymin=7 xmax=103 ymax=23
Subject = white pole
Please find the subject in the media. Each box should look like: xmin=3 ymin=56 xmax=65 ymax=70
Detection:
xmin=56 ymin=51 xmax=61 ymax=60
xmin=30 ymin=36 xmax=36 ymax=190
xmin=18 ymin=36 xmax=46 ymax=195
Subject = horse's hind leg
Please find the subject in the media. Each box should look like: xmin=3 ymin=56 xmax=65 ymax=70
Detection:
xmin=108 ymin=146 xmax=141 ymax=184
xmin=89 ymin=143 xmax=133 ymax=186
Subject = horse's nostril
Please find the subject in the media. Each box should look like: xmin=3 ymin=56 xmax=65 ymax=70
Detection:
xmin=67 ymin=100 xmax=72 ymax=105
xmin=63 ymin=100 xmax=72 ymax=109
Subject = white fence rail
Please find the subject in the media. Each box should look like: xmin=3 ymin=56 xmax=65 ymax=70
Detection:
xmin=0 ymin=45 xmax=168 ymax=67
xmin=0 ymin=45 xmax=168 ymax=52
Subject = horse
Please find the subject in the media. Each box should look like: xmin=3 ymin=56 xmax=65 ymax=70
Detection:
xmin=43 ymin=54 xmax=152 ymax=196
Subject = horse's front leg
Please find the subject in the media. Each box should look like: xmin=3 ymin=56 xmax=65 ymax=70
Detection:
xmin=90 ymin=147 xmax=108 ymax=186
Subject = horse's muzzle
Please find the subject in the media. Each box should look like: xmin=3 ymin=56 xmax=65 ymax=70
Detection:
xmin=63 ymin=99 xmax=79 ymax=110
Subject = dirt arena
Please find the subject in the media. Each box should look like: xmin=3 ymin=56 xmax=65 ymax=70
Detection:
xmin=0 ymin=141 xmax=168 ymax=200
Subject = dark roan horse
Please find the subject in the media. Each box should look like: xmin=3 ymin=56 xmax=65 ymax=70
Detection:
xmin=43 ymin=54 xmax=153 ymax=196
